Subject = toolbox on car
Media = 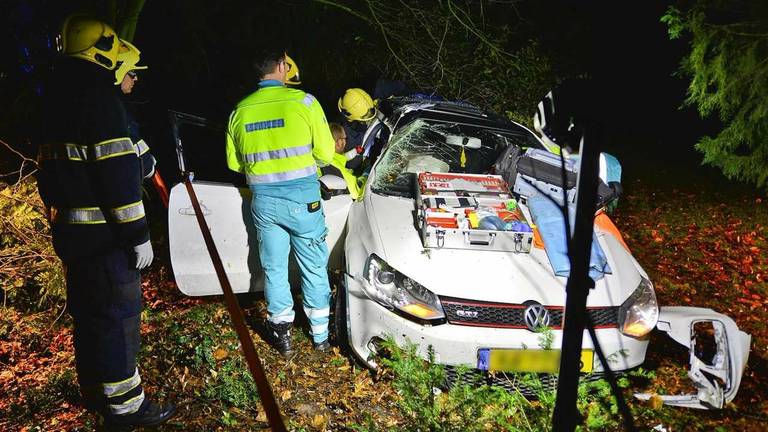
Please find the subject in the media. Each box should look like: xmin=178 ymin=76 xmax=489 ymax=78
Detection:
xmin=415 ymin=172 xmax=533 ymax=252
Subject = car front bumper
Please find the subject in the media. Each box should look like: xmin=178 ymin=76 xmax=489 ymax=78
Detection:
xmin=344 ymin=273 xmax=649 ymax=372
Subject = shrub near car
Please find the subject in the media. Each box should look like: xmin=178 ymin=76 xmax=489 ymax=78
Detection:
xmin=169 ymin=97 xmax=751 ymax=408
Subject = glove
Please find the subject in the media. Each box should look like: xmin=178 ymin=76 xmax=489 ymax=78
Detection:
xmin=143 ymin=155 xmax=156 ymax=179
xmin=133 ymin=239 xmax=154 ymax=270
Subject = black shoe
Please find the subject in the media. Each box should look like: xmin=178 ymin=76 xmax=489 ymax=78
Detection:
xmin=267 ymin=321 xmax=294 ymax=357
xmin=313 ymin=339 xmax=331 ymax=352
xmin=102 ymin=400 xmax=176 ymax=430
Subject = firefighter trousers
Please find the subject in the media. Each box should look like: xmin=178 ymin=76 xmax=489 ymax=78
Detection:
xmin=65 ymin=247 xmax=147 ymax=417
xmin=250 ymin=194 xmax=331 ymax=343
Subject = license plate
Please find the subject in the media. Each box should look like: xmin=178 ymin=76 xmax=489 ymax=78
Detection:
xmin=477 ymin=349 xmax=593 ymax=374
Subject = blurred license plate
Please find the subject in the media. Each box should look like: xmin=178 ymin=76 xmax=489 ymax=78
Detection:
xmin=477 ymin=349 xmax=593 ymax=373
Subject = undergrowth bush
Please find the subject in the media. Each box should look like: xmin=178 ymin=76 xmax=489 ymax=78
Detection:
xmin=146 ymin=304 xmax=260 ymax=409
xmin=0 ymin=175 xmax=64 ymax=311
xmin=358 ymin=337 xmax=643 ymax=431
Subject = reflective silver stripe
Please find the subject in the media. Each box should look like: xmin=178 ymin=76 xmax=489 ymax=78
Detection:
xmin=246 ymin=165 xmax=317 ymax=184
xmin=92 ymin=138 xmax=135 ymax=161
xmin=305 ymin=307 xmax=330 ymax=319
xmin=110 ymin=201 xmax=145 ymax=223
xmin=62 ymin=207 xmax=107 ymax=224
xmin=310 ymin=323 xmax=328 ymax=335
xmin=135 ymin=139 xmax=150 ymax=156
xmin=55 ymin=202 xmax=145 ymax=225
xmin=39 ymin=140 xmax=137 ymax=162
xmin=38 ymin=143 xmax=89 ymax=162
xmin=109 ymin=390 xmax=145 ymax=415
xmin=344 ymin=148 xmax=358 ymax=160
xmin=242 ymin=144 xmax=312 ymax=163
xmin=103 ymin=368 xmax=141 ymax=397
xmin=302 ymin=94 xmax=315 ymax=107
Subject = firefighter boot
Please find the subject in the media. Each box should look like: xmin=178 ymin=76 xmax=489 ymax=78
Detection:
xmin=101 ymin=399 xmax=176 ymax=431
xmin=267 ymin=321 xmax=294 ymax=357
xmin=313 ymin=339 xmax=331 ymax=352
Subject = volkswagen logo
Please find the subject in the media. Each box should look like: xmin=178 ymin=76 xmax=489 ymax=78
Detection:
xmin=524 ymin=302 xmax=550 ymax=331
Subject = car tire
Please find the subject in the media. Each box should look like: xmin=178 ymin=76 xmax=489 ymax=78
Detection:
xmin=331 ymin=274 xmax=350 ymax=351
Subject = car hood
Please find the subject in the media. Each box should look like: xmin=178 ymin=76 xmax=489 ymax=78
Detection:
xmin=367 ymin=193 xmax=640 ymax=307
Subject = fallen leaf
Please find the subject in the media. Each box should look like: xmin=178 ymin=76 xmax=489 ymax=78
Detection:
xmin=255 ymin=410 xmax=268 ymax=422
xmin=312 ymin=414 xmax=326 ymax=429
xmin=649 ymin=394 xmax=664 ymax=410
xmin=213 ymin=348 xmax=228 ymax=361
xmin=280 ymin=389 xmax=292 ymax=401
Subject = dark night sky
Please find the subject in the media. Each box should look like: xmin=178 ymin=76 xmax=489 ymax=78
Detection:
xmin=2 ymin=1 xmax=730 ymax=187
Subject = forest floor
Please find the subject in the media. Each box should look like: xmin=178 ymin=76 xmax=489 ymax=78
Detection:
xmin=1 ymin=165 xmax=767 ymax=431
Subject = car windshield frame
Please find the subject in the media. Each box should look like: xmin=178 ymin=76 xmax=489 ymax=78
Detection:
xmin=370 ymin=109 xmax=544 ymax=198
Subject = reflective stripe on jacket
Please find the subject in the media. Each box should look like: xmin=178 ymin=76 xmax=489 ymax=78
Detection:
xmin=225 ymin=83 xmax=335 ymax=185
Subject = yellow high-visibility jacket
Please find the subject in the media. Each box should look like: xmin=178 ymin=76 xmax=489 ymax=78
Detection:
xmin=226 ymin=82 xmax=335 ymax=184
xmin=329 ymin=153 xmax=362 ymax=199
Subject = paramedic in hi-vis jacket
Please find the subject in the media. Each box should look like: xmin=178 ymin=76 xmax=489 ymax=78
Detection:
xmin=226 ymin=47 xmax=336 ymax=357
xmin=36 ymin=16 xmax=175 ymax=428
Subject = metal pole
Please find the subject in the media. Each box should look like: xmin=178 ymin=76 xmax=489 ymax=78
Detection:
xmin=552 ymin=127 xmax=601 ymax=431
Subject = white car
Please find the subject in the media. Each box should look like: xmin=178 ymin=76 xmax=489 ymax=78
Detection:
xmin=167 ymin=99 xmax=750 ymax=409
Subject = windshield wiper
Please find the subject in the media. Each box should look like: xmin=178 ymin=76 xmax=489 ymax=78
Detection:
xmin=371 ymin=187 xmax=413 ymax=198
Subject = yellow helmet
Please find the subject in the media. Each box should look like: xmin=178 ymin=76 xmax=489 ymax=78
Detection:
xmin=285 ymin=53 xmax=301 ymax=86
xmin=61 ymin=15 xmax=120 ymax=70
xmin=338 ymin=88 xmax=375 ymax=122
xmin=114 ymin=40 xmax=148 ymax=84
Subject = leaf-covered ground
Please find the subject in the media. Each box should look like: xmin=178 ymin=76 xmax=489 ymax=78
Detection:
xmin=1 ymin=177 xmax=767 ymax=431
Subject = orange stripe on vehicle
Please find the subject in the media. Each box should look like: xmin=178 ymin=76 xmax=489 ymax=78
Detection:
xmin=533 ymin=226 xmax=545 ymax=249
xmin=595 ymin=211 xmax=630 ymax=252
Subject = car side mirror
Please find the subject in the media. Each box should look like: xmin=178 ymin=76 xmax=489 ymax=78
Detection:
xmin=319 ymin=174 xmax=349 ymax=200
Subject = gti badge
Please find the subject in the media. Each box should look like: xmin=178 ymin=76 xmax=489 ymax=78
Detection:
xmin=524 ymin=302 xmax=550 ymax=331
xmin=456 ymin=309 xmax=479 ymax=319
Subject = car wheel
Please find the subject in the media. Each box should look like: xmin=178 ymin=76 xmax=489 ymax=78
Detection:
xmin=331 ymin=274 xmax=350 ymax=351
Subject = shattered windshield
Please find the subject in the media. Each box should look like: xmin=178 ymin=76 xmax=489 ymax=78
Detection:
xmin=371 ymin=119 xmax=537 ymax=197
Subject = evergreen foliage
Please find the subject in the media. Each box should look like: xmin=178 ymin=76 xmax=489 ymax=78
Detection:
xmin=662 ymin=1 xmax=768 ymax=187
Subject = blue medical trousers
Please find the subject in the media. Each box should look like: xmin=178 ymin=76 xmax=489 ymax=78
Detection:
xmin=65 ymin=247 xmax=147 ymax=418
xmin=250 ymin=194 xmax=331 ymax=343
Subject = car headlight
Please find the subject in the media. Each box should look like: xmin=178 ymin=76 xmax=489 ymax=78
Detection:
xmin=618 ymin=277 xmax=659 ymax=338
xmin=363 ymin=254 xmax=445 ymax=323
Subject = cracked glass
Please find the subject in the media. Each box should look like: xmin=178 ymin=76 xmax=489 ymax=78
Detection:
xmin=371 ymin=118 xmax=538 ymax=197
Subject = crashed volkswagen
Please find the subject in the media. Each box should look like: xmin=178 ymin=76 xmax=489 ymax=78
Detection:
xmin=168 ymin=97 xmax=751 ymax=409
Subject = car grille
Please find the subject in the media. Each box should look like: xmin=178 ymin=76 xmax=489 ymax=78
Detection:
xmin=443 ymin=366 xmax=620 ymax=398
xmin=440 ymin=296 xmax=619 ymax=329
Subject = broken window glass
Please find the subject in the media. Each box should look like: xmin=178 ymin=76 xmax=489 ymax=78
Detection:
xmin=371 ymin=119 xmax=536 ymax=197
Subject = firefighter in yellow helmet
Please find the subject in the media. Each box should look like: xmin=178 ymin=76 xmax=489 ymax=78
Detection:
xmin=225 ymin=46 xmax=335 ymax=356
xmin=336 ymin=88 xmax=383 ymax=175
xmin=36 ymin=15 xmax=175 ymax=428
xmin=338 ymin=87 xmax=376 ymax=122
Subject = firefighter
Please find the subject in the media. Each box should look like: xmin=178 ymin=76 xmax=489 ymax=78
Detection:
xmin=337 ymin=87 xmax=376 ymax=156
xmin=36 ymin=16 xmax=175 ymax=428
xmin=337 ymin=87 xmax=391 ymax=174
xmin=225 ymin=47 xmax=336 ymax=357
xmin=114 ymin=39 xmax=155 ymax=181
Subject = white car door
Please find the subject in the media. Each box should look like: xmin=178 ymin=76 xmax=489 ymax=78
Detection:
xmin=169 ymin=180 xmax=352 ymax=296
